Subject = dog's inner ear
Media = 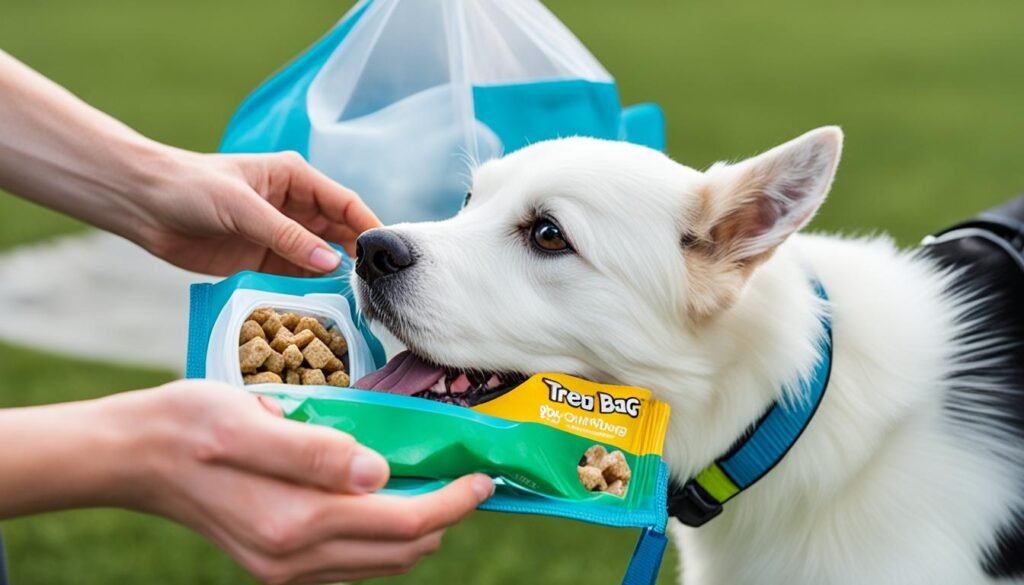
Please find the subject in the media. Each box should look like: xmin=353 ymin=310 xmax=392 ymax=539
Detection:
xmin=683 ymin=126 xmax=843 ymax=318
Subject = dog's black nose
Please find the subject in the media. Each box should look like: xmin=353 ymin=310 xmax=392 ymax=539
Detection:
xmin=355 ymin=229 xmax=415 ymax=285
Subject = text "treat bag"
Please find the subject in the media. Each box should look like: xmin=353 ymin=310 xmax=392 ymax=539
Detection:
xmin=219 ymin=0 xmax=665 ymax=224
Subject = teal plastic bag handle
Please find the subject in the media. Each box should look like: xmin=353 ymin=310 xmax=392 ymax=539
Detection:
xmin=619 ymin=103 xmax=666 ymax=152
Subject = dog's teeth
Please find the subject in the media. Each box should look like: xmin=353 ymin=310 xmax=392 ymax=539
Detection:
xmin=485 ymin=375 xmax=501 ymax=389
xmin=428 ymin=377 xmax=447 ymax=395
xmin=449 ymin=373 xmax=471 ymax=394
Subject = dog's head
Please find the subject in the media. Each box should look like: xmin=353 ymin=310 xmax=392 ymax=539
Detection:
xmin=353 ymin=127 xmax=842 ymax=404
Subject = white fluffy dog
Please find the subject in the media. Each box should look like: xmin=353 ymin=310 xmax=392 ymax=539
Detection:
xmin=353 ymin=127 xmax=1024 ymax=584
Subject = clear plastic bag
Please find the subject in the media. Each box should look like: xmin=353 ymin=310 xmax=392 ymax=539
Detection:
xmin=221 ymin=0 xmax=665 ymax=224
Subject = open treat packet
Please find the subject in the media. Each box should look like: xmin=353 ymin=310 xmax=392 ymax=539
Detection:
xmin=187 ymin=264 xmax=672 ymax=585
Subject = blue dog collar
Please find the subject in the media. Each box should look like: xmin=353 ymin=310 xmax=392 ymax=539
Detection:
xmin=667 ymin=280 xmax=833 ymax=527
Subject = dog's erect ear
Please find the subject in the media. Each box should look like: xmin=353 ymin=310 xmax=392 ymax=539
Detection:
xmin=696 ymin=126 xmax=843 ymax=265
xmin=683 ymin=127 xmax=842 ymax=318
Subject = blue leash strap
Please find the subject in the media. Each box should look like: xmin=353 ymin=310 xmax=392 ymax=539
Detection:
xmin=621 ymin=526 xmax=668 ymax=585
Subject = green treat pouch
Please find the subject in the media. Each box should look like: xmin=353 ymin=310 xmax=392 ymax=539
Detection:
xmin=187 ymin=264 xmax=672 ymax=585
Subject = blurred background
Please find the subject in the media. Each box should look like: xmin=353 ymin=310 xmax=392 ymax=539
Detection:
xmin=1 ymin=0 xmax=1023 ymax=582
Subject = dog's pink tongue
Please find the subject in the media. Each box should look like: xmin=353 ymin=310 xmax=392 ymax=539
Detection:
xmin=353 ymin=351 xmax=445 ymax=396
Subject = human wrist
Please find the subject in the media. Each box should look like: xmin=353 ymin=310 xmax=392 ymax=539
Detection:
xmin=101 ymin=136 xmax=187 ymax=245
xmin=86 ymin=388 xmax=181 ymax=512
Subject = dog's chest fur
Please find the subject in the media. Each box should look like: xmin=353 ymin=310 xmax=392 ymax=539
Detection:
xmin=655 ymin=233 xmax=1024 ymax=585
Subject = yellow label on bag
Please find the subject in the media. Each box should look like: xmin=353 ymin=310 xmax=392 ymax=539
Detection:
xmin=471 ymin=373 xmax=670 ymax=456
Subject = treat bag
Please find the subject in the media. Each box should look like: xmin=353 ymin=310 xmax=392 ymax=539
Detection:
xmin=219 ymin=0 xmax=666 ymax=224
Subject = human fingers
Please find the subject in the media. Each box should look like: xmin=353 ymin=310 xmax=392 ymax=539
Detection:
xmin=197 ymin=410 xmax=389 ymax=495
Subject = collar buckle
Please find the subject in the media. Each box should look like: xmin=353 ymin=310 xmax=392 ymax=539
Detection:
xmin=667 ymin=480 xmax=723 ymax=527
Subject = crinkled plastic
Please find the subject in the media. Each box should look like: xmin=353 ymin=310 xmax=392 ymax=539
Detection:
xmin=219 ymin=0 xmax=665 ymax=225
xmin=186 ymin=263 xmax=671 ymax=584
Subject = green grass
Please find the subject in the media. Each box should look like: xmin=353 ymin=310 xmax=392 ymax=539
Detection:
xmin=2 ymin=0 xmax=1024 ymax=582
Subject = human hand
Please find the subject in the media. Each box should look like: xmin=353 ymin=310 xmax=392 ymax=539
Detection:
xmin=113 ymin=381 xmax=493 ymax=584
xmin=0 ymin=52 xmax=379 ymax=276
xmin=131 ymin=149 xmax=382 ymax=276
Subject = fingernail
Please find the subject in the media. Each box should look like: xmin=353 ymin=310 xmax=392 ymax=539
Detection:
xmin=309 ymin=247 xmax=341 ymax=272
xmin=471 ymin=475 xmax=495 ymax=501
xmin=256 ymin=395 xmax=284 ymax=417
xmin=349 ymin=449 xmax=389 ymax=493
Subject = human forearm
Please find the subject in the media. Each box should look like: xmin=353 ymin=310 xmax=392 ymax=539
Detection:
xmin=0 ymin=50 xmax=173 ymax=244
xmin=0 ymin=394 xmax=143 ymax=518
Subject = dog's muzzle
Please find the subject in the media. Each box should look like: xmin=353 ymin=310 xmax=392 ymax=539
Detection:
xmin=355 ymin=229 xmax=415 ymax=285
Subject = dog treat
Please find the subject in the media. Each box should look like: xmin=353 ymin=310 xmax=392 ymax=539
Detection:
xmin=323 ymin=356 xmax=344 ymax=373
xmin=248 ymin=307 xmax=274 ymax=325
xmin=240 ymin=309 xmax=349 ymax=387
xmin=296 ymin=316 xmax=331 ymax=345
xmin=264 ymin=350 xmax=285 ymax=374
xmin=270 ymin=328 xmax=293 ymax=352
xmin=290 ymin=329 xmax=316 ymax=349
xmin=605 ymin=480 xmax=626 ymax=497
xmin=244 ymin=371 xmax=283 ymax=385
xmin=577 ymin=464 xmax=608 ymax=492
xmin=239 ymin=337 xmax=273 ymax=373
xmin=239 ymin=320 xmax=266 ymax=345
xmin=282 ymin=344 xmax=303 ymax=369
xmin=577 ymin=445 xmax=630 ymax=496
xmin=302 ymin=368 xmax=327 ymax=386
xmin=328 ymin=326 xmax=348 ymax=356
xmin=280 ymin=312 xmax=300 ymax=330
xmin=302 ymin=338 xmax=334 ymax=369
xmin=582 ymin=444 xmax=608 ymax=467
xmin=262 ymin=311 xmax=284 ymax=338
xmin=599 ymin=450 xmax=632 ymax=483
xmin=327 ymin=371 xmax=350 ymax=387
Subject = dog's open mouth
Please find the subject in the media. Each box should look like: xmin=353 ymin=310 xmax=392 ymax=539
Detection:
xmin=353 ymin=351 xmax=529 ymax=407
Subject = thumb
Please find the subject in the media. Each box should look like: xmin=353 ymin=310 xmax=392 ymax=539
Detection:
xmin=237 ymin=196 xmax=341 ymax=273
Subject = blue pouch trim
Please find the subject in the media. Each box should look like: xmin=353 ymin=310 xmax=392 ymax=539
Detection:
xmin=218 ymin=0 xmax=373 ymax=156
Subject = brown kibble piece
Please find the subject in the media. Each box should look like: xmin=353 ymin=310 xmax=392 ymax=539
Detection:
xmin=290 ymin=329 xmax=316 ymax=349
xmin=329 ymin=335 xmax=348 ymax=357
xmin=282 ymin=344 xmax=303 ymax=369
xmin=244 ymin=371 xmax=282 ymax=385
xmin=606 ymin=480 xmax=627 ymax=497
xmin=296 ymin=316 xmax=331 ymax=345
xmin=270 ymin=328 xmax=293 ymax=352
xmin=302 ymin=338 xmax=333 ymax=369
xmin=285 ymin=369 xmax=301 ymax=385
xmin=600 ymin=451 xmax=632 ymax=483
xmin=301 ymin=368 xmax=327 ymax=386
xmin=280 ymin=312 xmax=300 ymax=330
xmin=239 ymin=337 xmax=273 ymax=373
xmin=583 ymin=445 xmax=608 ymax=467
xmin=327 ymin=371 xmax=350 ymax=387
xmin=577 ymin=465 xmax=607 ymax=492
xmin=323 ymin=356 xmax=344 ymax=374
xmin=248 ymin=308 xmax=273 ymax=324
xmin=239 ymin=320 xmax=266 ymax=345
xmin=261 ymin=312 xmax=284 ymax=338
xmin=264 ymin=350 xmax=285 ymax=374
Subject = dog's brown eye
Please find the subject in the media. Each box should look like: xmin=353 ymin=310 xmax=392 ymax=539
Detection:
xmin=531 ymin=219 xmax=570 ymax=252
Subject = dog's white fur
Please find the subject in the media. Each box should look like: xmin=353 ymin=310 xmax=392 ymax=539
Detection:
xmin=357 ymin=128 xmax=1023 ymax=584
